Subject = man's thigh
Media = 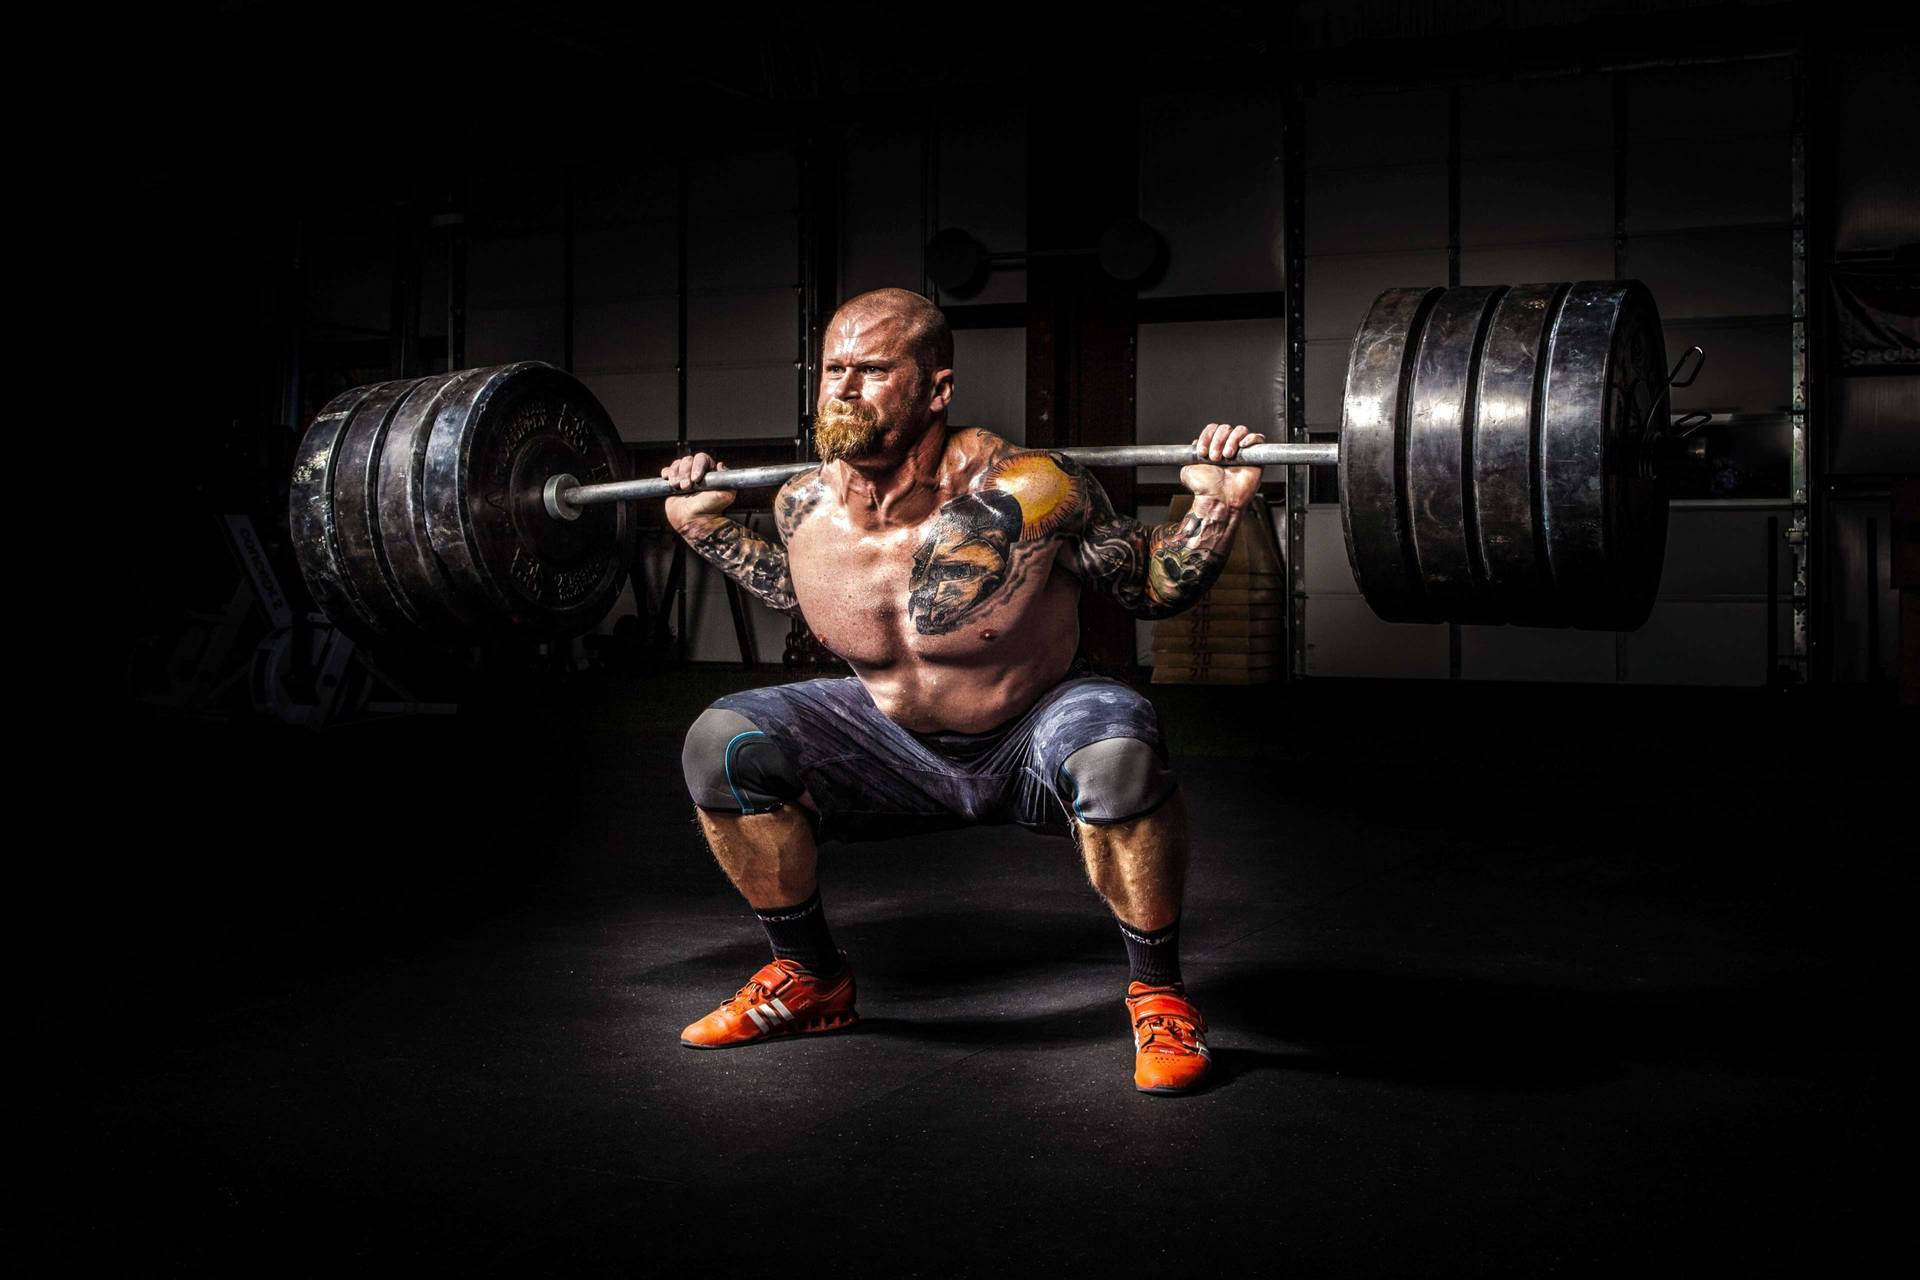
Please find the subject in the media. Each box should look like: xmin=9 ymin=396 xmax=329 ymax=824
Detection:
xmin=711 ymin=679 xmax=978 ymax=837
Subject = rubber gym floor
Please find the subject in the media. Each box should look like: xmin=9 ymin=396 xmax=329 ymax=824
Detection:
xmin=88 ymin=670 xmax=1899 ymax=1275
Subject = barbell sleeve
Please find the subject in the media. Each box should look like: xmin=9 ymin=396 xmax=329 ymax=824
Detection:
xmin=548 ymin=441 xmax=1341 ymax=519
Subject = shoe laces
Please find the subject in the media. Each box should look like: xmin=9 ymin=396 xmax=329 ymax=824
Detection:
xmin=1136 ymin=1012 xmax=1203 ymax=1055
xmin=723 ymin=971 xmax=785 ymax=1011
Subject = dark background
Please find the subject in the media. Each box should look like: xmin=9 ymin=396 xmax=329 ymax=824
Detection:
xmin=97 ymin=2 xmax=1910 ymax=1273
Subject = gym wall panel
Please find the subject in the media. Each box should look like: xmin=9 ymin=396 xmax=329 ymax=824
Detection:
xmin=1301 ymin=501 xmax=1355 ymax=596
xmin=1305 ymin=163 xmax=1450 ymax=256
xmin=466 ymin=233 xmax=566 ymax=307
xmin=1626 ymin=59 xmax=1794 ymax=141
xmin=1628 ymin=227 xmax=1789 ymax=320
xmin=1626 ymin=136 xmax=1788 ymax=234
xmin=465 ymin=305 xmax=565 ymax=369
xmin=934 ymin=106 xmax=1027 ymax=307
xmin=1833 ymin=52 xmax=1920 ymax=253
xmin=304 ymin=223 xmax=396 ymax=335
xmin=841 ymin=129 xmax=925 ymax=298
xmin=1624 ymin=602 xmax=1773 ymax=685
xmin=1459 ymin=623 xmax=1617 ymax=683
xmin=688 ymin=148 xmax=798 ymax=215
xmin=572 ymin=164 xmax=680 ymax=227
xmin=572 ymin=223 xmax=678 ymax=300
xmin=1656 ymin=507 xmax=1782 ymax=599
xmin=1306 ymin=89 xmax=1448 ymax=169
xmin=687 ymin=365 xmax=796 ymax=441
xmin=688 ymin=290 xmax=798 ymax=369
xmin=1135 ymin=318 xmax=1287 ymax=483
xmin=1460 ymin=152 xmax=1614 ymax=244
xmin=1458 ymin=241 xmax=1615 ymax=290
xmin=1662 ymin=320 xmax=1791 ymax=414
xmin=1304 ymin=338 xmax=1348 ymax=430
xmin=1831 ymin=377 xmax=1920 ymax=475
xmin=576 ymin=370 xmax=679 ymax=442
xmin=951 ymin=327 xmax=1026 ymax=444
xmin=1461 ymin=76 xmax=1611 ymax=156
xmin=1303 ymin=249 xmax=1449 ymax=342
xmin=1307 ymin=595 xmax=1450 ymax=678
xmin=1139 ymin=91 xmax=1287 ymax=298
xmin=572 ymin=297 xmax=677 ymax=373
xmin=689 ymin=213 xmax=799 ymax=291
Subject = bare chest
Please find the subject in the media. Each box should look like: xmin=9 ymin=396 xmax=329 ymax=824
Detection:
xmin=787 ymin=500 xmax=1068 ymax=666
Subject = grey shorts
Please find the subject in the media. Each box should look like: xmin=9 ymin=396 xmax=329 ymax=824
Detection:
xmin=709 ymin=674 xmax=1170 ymax=840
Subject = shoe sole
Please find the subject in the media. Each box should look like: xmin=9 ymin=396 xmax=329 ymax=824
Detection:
xmin=680 ymin=1010 xmax=859 ymax=1049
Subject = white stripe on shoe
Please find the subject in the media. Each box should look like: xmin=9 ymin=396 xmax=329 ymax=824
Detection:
xmin=770 ymin=998 xmax=795 ymax=1022
xmin=746 ymin=1006 xmax=772 ymax=1033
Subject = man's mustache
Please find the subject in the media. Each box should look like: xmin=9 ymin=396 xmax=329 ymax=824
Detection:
xmin=818 ymin=398 xmax=879 ymax=426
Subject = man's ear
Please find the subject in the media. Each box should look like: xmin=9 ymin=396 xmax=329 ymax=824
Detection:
xmin=929 ymin=368 xmax=954 ymax=415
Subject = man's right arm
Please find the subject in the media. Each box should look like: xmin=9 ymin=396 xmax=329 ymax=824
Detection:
xmin=661 ymin=453 xmax=808 ymax=616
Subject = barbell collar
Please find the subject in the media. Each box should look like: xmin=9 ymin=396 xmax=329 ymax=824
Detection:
xmin=549 ymin=441 xmax=1341 ymax=517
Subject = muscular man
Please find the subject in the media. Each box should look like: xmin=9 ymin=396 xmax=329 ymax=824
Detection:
xmin=663 ymin=288 xmax=1264 ymax=1095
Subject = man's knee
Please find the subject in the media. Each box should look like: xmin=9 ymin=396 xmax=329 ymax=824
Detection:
xmin=682 ymin=707 xmax=804 ymax=814
xmin=1060 ymin=737 xmax=1176 ymax=825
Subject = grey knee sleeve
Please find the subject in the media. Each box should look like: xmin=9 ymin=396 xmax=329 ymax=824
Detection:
xmin=682 ymin=707 xmax=804 ymax=814
xmin=1060 ymin=737 xmax=1176 ymax=825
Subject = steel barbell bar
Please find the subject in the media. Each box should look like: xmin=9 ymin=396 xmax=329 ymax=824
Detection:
xmin=541 ymin=442 xmax=1344 ymax=521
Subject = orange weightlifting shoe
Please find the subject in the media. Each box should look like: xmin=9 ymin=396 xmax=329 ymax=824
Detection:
xmin=1125 ymin=982 xmax=1211 ymax=1095
xmin=680 ymin=957 xmax=858 ymax=1049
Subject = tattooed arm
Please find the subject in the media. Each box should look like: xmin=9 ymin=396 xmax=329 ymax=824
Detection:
xmin=660 ymin=454 xmax=820 ymax=616
xmin=1061 ymin=423 xmax=1267 ymax=619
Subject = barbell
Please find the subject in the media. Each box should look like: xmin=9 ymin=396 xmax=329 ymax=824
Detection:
xmin=289 ymin=279 xmax=1692 ymax=645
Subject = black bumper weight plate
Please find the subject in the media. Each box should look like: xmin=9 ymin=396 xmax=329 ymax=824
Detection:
xmin=289 ymin=379 xmax=390 ymax=642
xmin=421 ymin=363 xmax=634 ymax=640
xmin=1405 ymin=284 xmax=1506 ymax=624
xmin=1471 ymin=283 xmax=1568 ymax=626
xmin=328 ymin=376 xmax=442 ymax=637
xmin=1339 ymin=286 xmax=1444 ymax=624
xmin=1538 ymin=281 xmax=1669 ymax=631
xmin=375 ymin=369 xmax=495 ymax=635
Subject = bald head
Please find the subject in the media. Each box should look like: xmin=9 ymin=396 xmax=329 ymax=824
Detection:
xmin=830 ymin=288 xmax=953 ymax=376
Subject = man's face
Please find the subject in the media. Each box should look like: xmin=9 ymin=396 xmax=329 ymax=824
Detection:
xmin=815 ymin=308 xmax=949 ymax=463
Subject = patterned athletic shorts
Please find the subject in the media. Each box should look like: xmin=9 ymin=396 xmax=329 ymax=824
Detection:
xmin=711 ymin=674 xmax=1168 ymax=841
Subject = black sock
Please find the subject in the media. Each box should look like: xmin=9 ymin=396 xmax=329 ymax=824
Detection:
xmin=754 ymin=890 xmax=843 ymax=977
xmin=1118 ymin=917 xmax=1182 ymax=987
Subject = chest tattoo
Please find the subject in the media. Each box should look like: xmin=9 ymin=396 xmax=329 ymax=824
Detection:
xmin=907 ymin=452 xmax=1085 ymax=634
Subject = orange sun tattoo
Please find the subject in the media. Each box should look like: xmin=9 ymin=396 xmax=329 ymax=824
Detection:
xmin=983 ymin=452 xmax=1082 ymax=539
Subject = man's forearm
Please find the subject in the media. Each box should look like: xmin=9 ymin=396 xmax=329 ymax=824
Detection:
xmin=1140 ymin=495 xmax=1244 ymax=616
xmin=674 ymin=514 xmax=800 ymax=614
xmin=1077 ymin=495 xmax=1247 ymax=620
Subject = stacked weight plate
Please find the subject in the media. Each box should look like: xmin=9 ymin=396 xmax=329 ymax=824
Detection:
xmin=289 ymin=362 xmax=635 ymax=644
xmin=1337 ymin=281 xmax=1670 ymax=631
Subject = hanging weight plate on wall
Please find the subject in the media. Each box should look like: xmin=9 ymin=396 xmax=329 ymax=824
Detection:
xmin=419 ymin=363 xmax=635 ymax=639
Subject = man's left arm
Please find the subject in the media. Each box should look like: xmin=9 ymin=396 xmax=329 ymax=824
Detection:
xmin=1064 ymin=422 xmax=1266 ymax=620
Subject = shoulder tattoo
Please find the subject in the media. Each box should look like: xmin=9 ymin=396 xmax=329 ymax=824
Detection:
xmin=906 ymin=451 xmax=1089 ymax=635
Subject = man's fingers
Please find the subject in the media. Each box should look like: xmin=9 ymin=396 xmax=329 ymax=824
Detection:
xmin=660 ymin=452 xmax=726 ymax=492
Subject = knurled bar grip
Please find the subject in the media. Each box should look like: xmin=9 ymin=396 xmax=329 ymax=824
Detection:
xmin=548 ymin=441 xmax=1341 ymax=518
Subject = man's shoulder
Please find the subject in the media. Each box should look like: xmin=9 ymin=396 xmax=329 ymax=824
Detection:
xmin=775 ymin=466 xmax=831 ymax=539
